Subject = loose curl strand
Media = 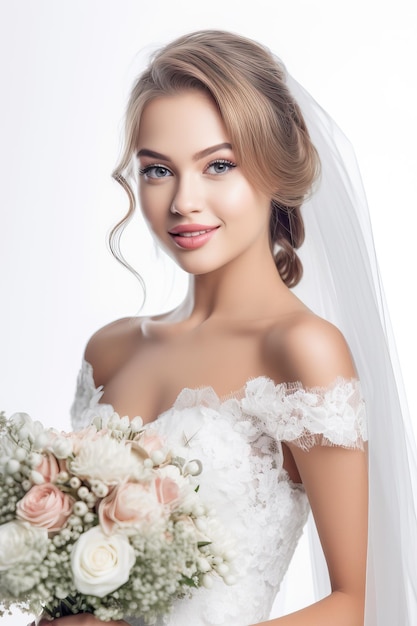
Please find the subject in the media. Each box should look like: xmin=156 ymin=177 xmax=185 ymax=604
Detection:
xmin=109 ymin=173 xmax=146 ymax=304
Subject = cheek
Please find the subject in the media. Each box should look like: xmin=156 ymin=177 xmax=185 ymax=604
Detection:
xmin=216 ymin=179 xmax=270 ymax=224
xmin=139 ymin=185 xmax=169 ymax=227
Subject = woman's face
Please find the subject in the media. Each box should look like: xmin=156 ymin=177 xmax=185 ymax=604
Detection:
xmin=136 ymin=90 xmax=272 ymax=276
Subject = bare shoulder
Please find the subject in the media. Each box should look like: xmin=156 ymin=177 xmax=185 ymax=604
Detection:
xmin=265 ymin=310 xmax=357 ymax=387
xmin=84 ymin=317 xmax=144 ymax=387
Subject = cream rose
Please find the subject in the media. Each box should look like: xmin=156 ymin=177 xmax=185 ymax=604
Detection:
xmin=16 ymin=483 xmax=74 ymax=531
xmin=0 ymin=520 xmax=48 ymax=570
xmin=98 ymin=480 xmax=165 ymax=535
xmin=71 ymin=526 xmax=135 ymax=597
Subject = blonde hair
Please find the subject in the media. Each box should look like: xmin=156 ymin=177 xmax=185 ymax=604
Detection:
xmin=112 ymin=30 xmax=320 ymax=288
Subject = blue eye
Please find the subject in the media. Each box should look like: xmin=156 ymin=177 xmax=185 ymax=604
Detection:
xmin=139 ymin=165 xmax=172 ymax=179
xmin=205 ymin=159 xmax=237 ymax=175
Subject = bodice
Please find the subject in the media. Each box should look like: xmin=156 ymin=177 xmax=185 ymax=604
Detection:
xmin=70 ymin=359 xmax=367 ymax=626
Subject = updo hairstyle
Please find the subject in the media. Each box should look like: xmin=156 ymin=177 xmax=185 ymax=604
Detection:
xmin=112 ymin=30 xmax=320 ymax=288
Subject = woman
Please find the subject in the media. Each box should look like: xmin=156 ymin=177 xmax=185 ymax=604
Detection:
xmin=46 ymin=30 xmax=416 ymax=626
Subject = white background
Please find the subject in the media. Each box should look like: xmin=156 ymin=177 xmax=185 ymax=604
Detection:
xmin=1 ymin=0 xmax=416 ymax=624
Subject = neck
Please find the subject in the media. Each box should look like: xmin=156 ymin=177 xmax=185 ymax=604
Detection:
xmin=183 ymin=247 xmax=290 ymax=322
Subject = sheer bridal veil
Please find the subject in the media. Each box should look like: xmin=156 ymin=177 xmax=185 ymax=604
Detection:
xmin=120 ymin=38 xmax=417 ymax=624
xmin=286 ymin=71 xmax=417 ymax=625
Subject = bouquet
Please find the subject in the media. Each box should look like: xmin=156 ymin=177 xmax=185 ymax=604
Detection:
xmin=0 ymin=410 xmax=236 ymax=623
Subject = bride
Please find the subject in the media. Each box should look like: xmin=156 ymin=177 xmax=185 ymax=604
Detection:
xmin=40 ymin=30 xmax=416 ymax=626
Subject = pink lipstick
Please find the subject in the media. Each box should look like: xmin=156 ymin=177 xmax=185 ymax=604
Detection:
xmin=168 ymin=224 xmax=220 ymax=250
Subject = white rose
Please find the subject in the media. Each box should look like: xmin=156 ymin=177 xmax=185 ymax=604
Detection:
xmin=0 ymin=520 xmax=48 ymax=570
xmin=71 ymin=526 xmax=135 ymax=597
xmin=70 ymin=435 xmax=141 ymax=484
xmin=51 ymin=436 xmax=73 ymax=459
xmin=9 ymin=412 xmax=46 ymax=445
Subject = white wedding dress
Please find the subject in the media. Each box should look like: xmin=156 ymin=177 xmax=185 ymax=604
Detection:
xmin=71 ymin=359 xmax=367 ymax=626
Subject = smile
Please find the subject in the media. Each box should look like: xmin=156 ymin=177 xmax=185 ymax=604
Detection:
xmin=175 ymin=229 xmax=212 ymax=237
xmin=168 ymin=225 xmax=220 ymax=250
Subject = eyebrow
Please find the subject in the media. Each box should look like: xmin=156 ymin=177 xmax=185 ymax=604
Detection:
xmin=136 ymin=142 xmax=233 ymax=162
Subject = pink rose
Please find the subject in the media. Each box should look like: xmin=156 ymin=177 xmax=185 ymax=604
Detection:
xmin=36 ymin=452 xmax=65 ymax=482
xmin=98 ymin=480 xmax=164 ymax=535
xmin=62 ymin=426 xmax=104 ymax=455
xmin=133 ymin=430 xmax=165 ymax=456
xmin=16 ymin=483 xmax=74 ymax=531
xmin=155 ymin=476 xmax=179 ymax=506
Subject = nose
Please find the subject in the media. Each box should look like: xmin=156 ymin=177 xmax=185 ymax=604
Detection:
xmin=170 ymin=173 xmax=203 ymax=216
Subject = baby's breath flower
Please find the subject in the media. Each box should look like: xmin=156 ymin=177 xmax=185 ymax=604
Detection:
xmin=27 ymin=451 xmax=42 ymax=467
xmin=73 ymin=501 xmax=88 ymax=517
xmin=197 ymin=557 xmax=211 ymax=572
xmin=51 ymin=437 xmax=73 ymax=459
xmin=69 ymin=476 xmax=81 ymax=489
xmin=29 ymin=469 xmax=45 ymax=484
xmin=6 ymin=459 xmax=20 ymax=474
xmin=56 ymin=470 xmax=69 ymax=483
xmin=91 ymin=480 xmax=108 ymax=497
xmin=84 ymin=511 xmax=95 ymax=524
xmin=15 ymin=447 xmax=27 ymax=462
xmin=86 ymin=493 xmax=97 ymax=507
xmin=150 ymin=450 xmax=166 ymax=466
xmin=202 ymin=573 xmax=214 ymax=589
xmin=77 ymin=486 xmax=89 ymax=499
xmin=216 ymin=562 xmax=229 ymax=576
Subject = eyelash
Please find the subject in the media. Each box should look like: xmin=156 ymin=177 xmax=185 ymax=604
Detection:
xmin=205 ymin=159 xmax=236 ymax=174
xmin=138 ymin=159 xmax=237 ymax=178
xmin=138 ymin=164 xmax=170 ymax=178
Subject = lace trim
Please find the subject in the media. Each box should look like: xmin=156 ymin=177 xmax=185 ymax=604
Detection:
xmin=241 ymin=376 xmax=367 ymax=450
xmin=171 ymin=377 xmax=367 ymax=451
xmin=71 ymin=359 xmax=367 ymax=450
xmin=70 ymin=359 xmax=114 ymax=431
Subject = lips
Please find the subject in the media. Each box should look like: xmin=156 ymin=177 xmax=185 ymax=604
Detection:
xmin=168 ymin=224 xmax=220 ymax=250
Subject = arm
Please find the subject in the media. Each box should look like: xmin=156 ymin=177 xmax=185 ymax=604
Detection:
xmin=256 ymin=316 xmax=368 ymax=626
xmin=256 ymin=445 xmax=368 ymax=626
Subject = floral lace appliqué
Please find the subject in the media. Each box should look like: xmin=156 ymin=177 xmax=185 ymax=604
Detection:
xmin=241 ymin=376 xmax=367 ymax=450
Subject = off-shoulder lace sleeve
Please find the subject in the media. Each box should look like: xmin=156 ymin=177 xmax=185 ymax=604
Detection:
xmin=241 ymin=377 xmax=367 ymax=450
xmin=70 ymin=359 xmax=114 ymax=431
